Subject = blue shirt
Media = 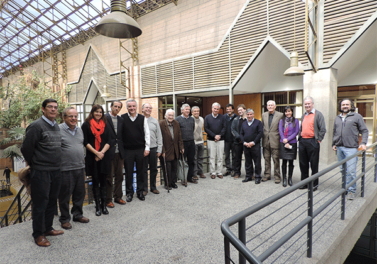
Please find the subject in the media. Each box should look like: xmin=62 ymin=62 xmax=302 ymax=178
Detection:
xmin=42 ymin=115 xmax=57 ymax=126
xmin=61 ymin=122 xmax=78 ymax=136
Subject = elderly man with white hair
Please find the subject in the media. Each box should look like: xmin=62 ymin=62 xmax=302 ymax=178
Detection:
xmin=159 ymin=109 xmax=184 ymax=190
xmin=176 ymin=103 xmax=197 ymax=184
xmin=205 ymin=102 xmax=226 ymax=179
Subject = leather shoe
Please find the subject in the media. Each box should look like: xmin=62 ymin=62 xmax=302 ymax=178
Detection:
xmin=193 ymin=176 xmax=199 ymax=180
xmin=106 ymin=202 xmax=115 ymax=208
xmin=188 ymin=179 xmax=198 ymax=184
xmin=114 ymin=199 xmax=126 ymax=205
xmin=275 ymin=178 xmax=281 ymax=184
xmin=299 ymin=185 xmax=308 ymax=190
xmin=211 ymin=174 xmax=216 ymax=179
xmin=242 ymin=177 xmax=252 ymax=183
xmin=61 ymin=222 xmax=72 ymax=230
xmin=181 ymin=181 xmax=187 ymax=186
xmin=35 ymin=236 xmax=50 ymax=247
xmin=126 ymin=195 xmax=133 ymax=203
xmin=143 ymin=191 xmax=148 ymax=196
xmin=151 ymin=189 xmax=160 ymax=194
xmin=255 ymin=178 xmax=261 ymax=184
xmin=171 ymin=183 xmax=178 ymax=189
xmin=234 ymin=174 xmax=240 ymax=179
xmin=199 ymin=174 xmax=206 ymax=178
xmin=217 ymin=174 xmax=223 ymax=179
xmin=261 ymin=177 xmax=270 ymax=182
xmin=73 ymin=216 xmax=90 ymax=223
xmin=165 ymin=186 xmax=172 ymax=190
xmin=44 ymin=229 xmax=64 ymax=236
xmin=224 ymin=171 xmax=231 ymax=176
xmin=137 ymin=193 xmax=145 ymax=201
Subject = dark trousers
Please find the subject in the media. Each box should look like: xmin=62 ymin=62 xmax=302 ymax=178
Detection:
xmin=6 ymin=176 xmax=10 ymax=184
xmin=92 ymin=162 xmax=107 ymax=202
xmin=225 ymin=141 xmax=236 ymax=172
xmin=161 ymin=158 xmax=178 ymax=187
xmin=30 ymin=169 xmax=61 ymax=239
xmin=106 ymin=153 xmax=124 ymax=202
xmin=124 ymin=148 xmax=144 ymax=196
xmin=263 ymin=145 xmax=280 ymax=180
xmin=58 ymin=168 xmax=85 ymax=223
xmin=244 ymin=145 xmax=261 ymax=179
xmin=234 ymin=142 xmax=243 ymax=175
xmin=144 ymin=147 xmax=158 ymax=191
xmin=194 ymin=143 xmax=204 ymax=176
xmin=299 ymin=138 xmax=320 ymax=188
xmin=183 ymin=140 xmax=195 ymax=181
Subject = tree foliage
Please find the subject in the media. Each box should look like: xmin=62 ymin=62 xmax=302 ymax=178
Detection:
xmin=0 ymin=71 xmax=70 ymax=128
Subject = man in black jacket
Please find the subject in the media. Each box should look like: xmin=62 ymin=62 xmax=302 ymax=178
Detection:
xmin=231 ymin=104 xmax=247 ymax=179
xmin=105 ymin=101 xmax=127 ymax=208
xmin=240 ymin=109 xmax=263 ymax=184
xmin=224 ymin=104 xmax=237 ymax=176
xmin=21 ymin=99 xmax=64 ymax=247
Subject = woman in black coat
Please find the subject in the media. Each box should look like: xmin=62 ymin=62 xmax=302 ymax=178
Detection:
xmin=81 ymin=104 xmax=111 ymax=216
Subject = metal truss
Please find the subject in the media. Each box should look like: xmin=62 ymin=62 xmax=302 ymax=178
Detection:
xmin=0 ymin=0 xmax=177 ymax=82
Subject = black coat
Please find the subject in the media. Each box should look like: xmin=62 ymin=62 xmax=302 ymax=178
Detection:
xmin=105 ymin=113 xmax=126 ymax=160
xmin=82 ymin=120 xmax=111 ymax=176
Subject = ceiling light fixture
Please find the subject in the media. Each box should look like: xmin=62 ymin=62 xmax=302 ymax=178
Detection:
xmin=95 ymin=0 xmax=142 ymax=39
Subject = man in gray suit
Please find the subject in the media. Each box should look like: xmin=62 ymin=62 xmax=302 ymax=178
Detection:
xmin=262 ymin=100 xmax=284 ymax=183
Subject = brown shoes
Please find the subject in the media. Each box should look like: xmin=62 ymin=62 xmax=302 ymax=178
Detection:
xmin=44 ymin=229 xmax=64 ymax=236
xmin=211 ymin=174 xmax=216 ymax=179
xmin=73 ymin=216 xmax=90 ymax=223
xmin=234 ymin=174 xmax=240 ymax=179
xmin=199 ymin=174 xmax=206 ymax=178
xmin=114 ymin=199 xmax=126 ymax=205
xmin=106 ymin=202 xmax=115 ymax=208
xmin=188 ymin=179 xmax=198 ymax=184
xmin=217 ymin=174 xmax=223 ymax=179
xmin=61 ymin=222 xmax=72 ymax=230
xmin=261 ymin=177 xmax=270 ymax=182
xmin=35 ymin=236 xmax=50 ymax=247
xmin=151 ymin=189 xmax=160 ymax=194
xmin=143 ymin=191 xmax=148 ymax=196
xmin=193 ymin=176 xmax=199 ymax=180
xmin=274 ymin=178 xmax=281 ymax=184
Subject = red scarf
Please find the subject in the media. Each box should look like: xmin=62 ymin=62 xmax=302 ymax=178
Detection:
xmin=90 ymin=118 xmax=105 ymax=151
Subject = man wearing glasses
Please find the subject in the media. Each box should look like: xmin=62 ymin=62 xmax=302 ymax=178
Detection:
xmin=58 ymin=107 xmax=90 ymax=230
xmin=21 ymin=99 xmax=64 ymax=247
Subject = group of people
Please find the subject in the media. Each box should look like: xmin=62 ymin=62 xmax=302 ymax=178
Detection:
xmin=20 ymin=95 xmax=368 ymax=247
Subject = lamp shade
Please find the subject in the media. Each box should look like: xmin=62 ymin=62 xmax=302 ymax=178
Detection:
xmin=95 ymin=11 xmax=142 ymax=39
xmin=284 ymin=51 xmax=305 ymax=76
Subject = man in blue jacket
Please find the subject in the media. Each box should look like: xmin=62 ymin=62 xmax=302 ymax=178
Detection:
xmin=240 ymin=109 xmax=263 ymax=184
xmin=332 ymin=98 xmax=368 ymax=200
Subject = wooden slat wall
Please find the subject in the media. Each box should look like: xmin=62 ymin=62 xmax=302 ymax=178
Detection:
xmin=323 ymin=0 xmax=377 ymax=64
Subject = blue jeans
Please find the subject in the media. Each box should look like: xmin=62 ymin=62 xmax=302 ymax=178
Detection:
xmin=337 ymin=146 xmax=358 ymax=193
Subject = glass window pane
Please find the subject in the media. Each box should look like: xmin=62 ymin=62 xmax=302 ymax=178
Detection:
xmin=263 ymin=93 xmax=274 ymax=105
xmin=275 ymin=92 xmax=287 ymax=105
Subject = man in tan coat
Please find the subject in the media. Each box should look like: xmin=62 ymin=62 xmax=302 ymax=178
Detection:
xmin=159 ymin=109 xmax=184 ymax=190
xmin=262 ymin=100 xmax=284 ymax=183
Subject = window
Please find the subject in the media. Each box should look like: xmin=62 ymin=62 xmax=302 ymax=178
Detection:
xmin=262 ymin=91 xmax=303 ymax=119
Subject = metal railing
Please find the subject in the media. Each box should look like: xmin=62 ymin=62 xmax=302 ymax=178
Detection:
xmin=0 ymin=185 xmax=31 ymax=227
xmin=221 ymin=142 xmax=377 ymax=263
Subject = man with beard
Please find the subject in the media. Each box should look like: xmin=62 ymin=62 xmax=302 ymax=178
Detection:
xmin=332 ymin=98 xmax=368 ymax=200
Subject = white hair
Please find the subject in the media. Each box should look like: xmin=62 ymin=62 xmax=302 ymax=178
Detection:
xmin=181 ymin=104 xmax=190 ymax=111
xmin=212 ymin=102 xmax=221 ymax=108
xmin=266 ymin=100 xmax=276 ymax=106
xmin=126 ymin=99 xmax=137 ymax=107
xmin=246 ymin=108 xmax=254 ymax=114
xmin=165 ymin=109 xmax=175 ymax=118
xmin=191 ymin=106 xmax=200 ymax=112
xmin=141 ymin=103 xmax=152 ymax=109
xmin=304 ymin=96 xmax=314 ymax=104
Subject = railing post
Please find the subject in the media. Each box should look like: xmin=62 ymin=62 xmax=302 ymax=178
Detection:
xmin=374 ymin=146 xmax=377 ymax=183
xmin=5 ymin=214 xmax=8 ymax=226
xmin=307 ymin=181 xmax=313 ymax=258
xmin=17 ymin=193 xmax=22 ymax=224
xmin=341 ymin=163 xmax=346 ymax=220
xmin=361 ymin=151 xmax=366 ymax=198
xmin=239 ymin=219 xmax=246 ymax=264
xmin=224 ymin=236 xmax=231 ymax=264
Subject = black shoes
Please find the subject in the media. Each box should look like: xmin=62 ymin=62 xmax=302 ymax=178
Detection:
xmin=165 ymin=186 xmax=172 ymax=190
xmin=242 ymin=177 xmax=252 ymax=183
xmin=171 ymin=183 xmax=178 ymax=189
xmin=101 ymin=203 xmax=109 ymax=215
xmin=126 ymin=194 xmax=133 ymax=203
xmin=224 ymin=171 xmax=232 ymax=176
xmin=255 ymin=178 xmax=261 ymax=184
xmin=137 ymin=193 xmax=145 ymax=201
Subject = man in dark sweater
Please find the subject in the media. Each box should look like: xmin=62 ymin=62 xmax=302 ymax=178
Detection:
xmin=240 ymin=109 xmax=263 ymax=184
xmin=3 ymin=167 xmax=11 ymax=184
xmin=58 ymin=107 xmax=89 ymax=230
xmin=205 ymin=102 xmax=226 ymax=179
xmin=21 ymin=99 xmax=64 ymax=247
xmin=175 ymin=104 xmax=197 ymax=184
xmin=224 ymin=104 xmax=237 ymax=176
xmin=121 ymin=99 xmax=150 ymax=202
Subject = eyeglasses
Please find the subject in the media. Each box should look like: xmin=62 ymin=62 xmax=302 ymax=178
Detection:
xmin=46 ymin=105 xmax=58 ymax=109
xmin=67 ymin=115 xmax=78 ymax=119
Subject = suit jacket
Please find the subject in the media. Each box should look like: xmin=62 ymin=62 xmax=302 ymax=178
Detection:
xmin=262 ymin=111 xmax=284 ymax=149
xmin=159 ymin=119 xmax=184 ymax=162
xmin=105 ymin=113 xmax=126 ymax=160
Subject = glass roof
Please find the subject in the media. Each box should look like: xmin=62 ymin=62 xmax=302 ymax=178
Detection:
xmin=0 ymin=0 xmax=175 ymax=78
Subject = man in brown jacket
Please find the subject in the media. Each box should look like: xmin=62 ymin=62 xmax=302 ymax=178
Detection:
xmin=262 ymin=100 xmax=284 ymax=183
xmin=159 ymin=109 xmax=184 ymax=190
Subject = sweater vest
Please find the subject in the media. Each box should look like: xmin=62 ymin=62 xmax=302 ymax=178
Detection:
xmin=123 ymin=115 xmax=145 ymax=149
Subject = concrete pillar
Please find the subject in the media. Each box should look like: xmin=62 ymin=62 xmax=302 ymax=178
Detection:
xmin=229 ymin=86 xmax=234 ymax=104
xmin=303 ymin=68 xmax=338 ymax=164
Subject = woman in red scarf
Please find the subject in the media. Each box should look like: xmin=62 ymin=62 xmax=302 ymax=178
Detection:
xmin=82 ymin=105 xmax=111 ymax=216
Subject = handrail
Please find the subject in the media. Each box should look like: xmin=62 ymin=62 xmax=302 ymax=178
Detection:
xmin=221 ymin=142 xmax=377 ymax=263
xmin=0 ymin=185 xmax=29 ymax=227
